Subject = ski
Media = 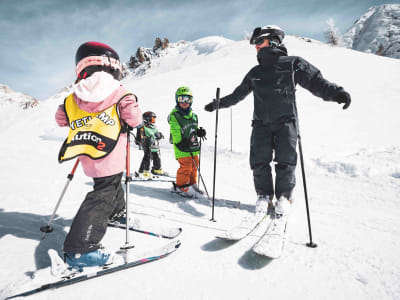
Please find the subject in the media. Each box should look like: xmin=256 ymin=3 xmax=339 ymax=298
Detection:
xmin=251 ymin=214 xmax=289 ymax=258
xmin=108 ymin=220 xmax=182 ymax=239
xmin=5 ymin=240 xmax=181 ymax=300
xmin=133 ymin=178 xmax=175 ymax=182
xmin=133 ymin=171 xmax=175 ymax=182
xmin=216 ymin=211 xmax=272 ymax=241
xmin=170 ymin=183 xmax=242 ymax=209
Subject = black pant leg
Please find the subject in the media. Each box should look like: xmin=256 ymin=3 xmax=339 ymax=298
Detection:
xmin=151 ymin=151 xmax=161 ymax=170
xmin=273 ymin=121 xmax=298 ymax=199
xmin=249 ymin=124 xmax=274 ymax=197
xmin=139 ymin=147 xmax=151 ymax=172
xmin=63 ymin=173 xmax=123 ymax=254
xmin=108 ymin=180 xmax=125 ymax=220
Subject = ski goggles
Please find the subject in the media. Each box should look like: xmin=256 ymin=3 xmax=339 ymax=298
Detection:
xmin=254 ymin=37 xmax=270 ymax=46
xmin=177 ymin=95 xmax=193 ymax=104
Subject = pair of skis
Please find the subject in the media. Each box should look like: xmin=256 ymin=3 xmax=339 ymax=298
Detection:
xmin=216 ymin=208 xmax=289 ymax=259
xmin=5 ymin=221 xmax=182 ymax=299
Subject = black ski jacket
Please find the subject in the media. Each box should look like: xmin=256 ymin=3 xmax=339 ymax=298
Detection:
xmin=218 ymin=46 xmax=345 ymax=124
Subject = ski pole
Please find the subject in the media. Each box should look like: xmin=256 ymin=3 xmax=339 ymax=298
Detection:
xmin=198 ymin=140 xmax=202 ymax=190
xmin=40 ymin=159 xmax=80 ymax=239
xmin=230 ymin=108 xmax=233 ymax=152
xmin=210 ymin=87 xmax=220 ymax=222
xmin=294 ymin=101 xmax=317 ymax=248
xmin=190 ymin=152 xmax=210 ymax=198
xmin=121 ymin=126 xmax=135 ymax=250
xmin=298 ymin=135 xmax=317 ymax=248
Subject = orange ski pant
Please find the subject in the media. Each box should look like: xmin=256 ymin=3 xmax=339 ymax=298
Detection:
xmin=176 ymin=155 xmax=199 ymax=187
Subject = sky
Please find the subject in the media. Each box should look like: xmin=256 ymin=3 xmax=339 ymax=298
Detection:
xmin=0 ymin=0 xmax=394 ymax=100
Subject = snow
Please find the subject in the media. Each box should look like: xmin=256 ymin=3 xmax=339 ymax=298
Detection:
xmin=1 ymin=35 xmax=400 ymax=300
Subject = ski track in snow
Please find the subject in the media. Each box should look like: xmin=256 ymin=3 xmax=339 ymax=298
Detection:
xmin=1 ymin=36 xmax=400 ymax=300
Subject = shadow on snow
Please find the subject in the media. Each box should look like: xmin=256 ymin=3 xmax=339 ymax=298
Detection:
xmin=0 ymin=208 xmax=71 ymax=276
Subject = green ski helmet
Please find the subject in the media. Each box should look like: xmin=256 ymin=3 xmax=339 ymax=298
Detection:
xmin=175 ymin=86 xmax=193 ymax=114
xmin=175 ymin=86 xmax=193 ymax=101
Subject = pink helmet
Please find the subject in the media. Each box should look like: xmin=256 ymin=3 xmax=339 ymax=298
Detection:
xmin=75 ymin=41 xmax=122 ymax=80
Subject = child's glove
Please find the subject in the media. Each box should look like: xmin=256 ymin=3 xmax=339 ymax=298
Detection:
xmin=177 ymin=138 xmax=190 ymax=148
xmin=197 ymin=127 xmax=206 ymax=138
xmin=155 ymin=132 xmax=164 ymax=140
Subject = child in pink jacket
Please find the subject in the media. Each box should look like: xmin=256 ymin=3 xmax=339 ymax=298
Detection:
xmin=55 ymin=42 xmax=142 ymax=269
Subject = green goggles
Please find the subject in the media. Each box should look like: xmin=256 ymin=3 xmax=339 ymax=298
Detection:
xmin=177 ymin=95 xmax=193 ymax=104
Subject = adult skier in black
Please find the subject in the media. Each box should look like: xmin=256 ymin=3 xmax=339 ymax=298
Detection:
xmin=204 ymin=25 xmax=351 ymax=216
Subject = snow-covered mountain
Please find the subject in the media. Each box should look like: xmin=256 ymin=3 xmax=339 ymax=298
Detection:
xmin=343 ymin=4 xmax=400 ymax=59
xmin=1 ymin=35 xmax=400 ymax=300
xmin=124 ymin=36 xmax=234 ymax=77
xmin=0 ymin=84 xmax=38 ymax=109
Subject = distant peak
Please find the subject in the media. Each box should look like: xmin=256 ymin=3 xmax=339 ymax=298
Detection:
xmin=0 ymin=84 xmax=38 ymax=109
xmin=343 ymin=4 xmax=400 ymax=59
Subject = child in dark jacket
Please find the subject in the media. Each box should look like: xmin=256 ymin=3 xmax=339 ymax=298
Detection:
xmin=137 ymin=111 xmax=166 ymax=178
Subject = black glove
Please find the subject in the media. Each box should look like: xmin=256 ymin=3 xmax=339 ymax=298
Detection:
xmin=204 ymin=99 xmax=218 ymax=112
xmin=334 ymin=91 xmax=351 ymax=110
xmin=177 ymin=138 xmax=190 ymax=148
xmin=197 ymin=127 xmax=206 ymax=138
xmin=155 ymin=132 xmax=164 ymax=140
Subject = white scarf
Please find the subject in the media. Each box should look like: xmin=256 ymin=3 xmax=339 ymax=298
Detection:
xmin=73 ymin=71 xmax=120 ymax=102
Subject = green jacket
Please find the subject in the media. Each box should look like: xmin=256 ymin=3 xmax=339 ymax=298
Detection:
xmin=168 ymin=108 xmax=200 ymax=159
xmin=137 ymin=124 xmax=161 ymax=152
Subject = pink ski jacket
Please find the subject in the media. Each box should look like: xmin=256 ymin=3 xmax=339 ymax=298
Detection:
xmin=55 ymin=85 xmax=142 ymax=178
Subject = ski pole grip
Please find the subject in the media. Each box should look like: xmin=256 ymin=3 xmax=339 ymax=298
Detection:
xmin=216 ymin=88 xmax=220 ymax=109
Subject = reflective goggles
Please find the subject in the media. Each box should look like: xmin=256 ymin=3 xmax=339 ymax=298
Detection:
xmin=255 ymin=37 xmax=270 ymax=46
xmin=177 ymin=95 xmax=193 ymax=104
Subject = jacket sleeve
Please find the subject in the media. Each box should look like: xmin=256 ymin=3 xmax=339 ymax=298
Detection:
xmin=118 ymin=94 xmax=143 ymax=128
xmin=168 ymin=113 xmax=182 ymax=144
xmin=294 ymin=57 xmax=345 ymax=101
xmin=219 ymin=70 xmax=253 ymax=108
xmin=55 ymin=104 xmax=69 ymax=127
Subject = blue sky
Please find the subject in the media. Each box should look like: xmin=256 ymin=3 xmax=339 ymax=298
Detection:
xmin=0 ymin=0 xmax=392 ymax=100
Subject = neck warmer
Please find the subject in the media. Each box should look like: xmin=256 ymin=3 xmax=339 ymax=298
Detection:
xmin=73 ymin=71 xmax=120 ymax=102
xmin=257 ymin=46 xmax=288 ymax=68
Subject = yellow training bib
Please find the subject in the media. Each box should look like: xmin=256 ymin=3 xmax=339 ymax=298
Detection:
xmin=58 ymin=93 xmax=130 ymax=162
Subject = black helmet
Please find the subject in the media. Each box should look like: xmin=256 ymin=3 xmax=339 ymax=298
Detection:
xmin=143 ymin=111 xmax=156 ymax=124
xmin=75 ymin=41 xmax=122 ymax=80
xmin=250 ymin=25 xmax=285 ymax=45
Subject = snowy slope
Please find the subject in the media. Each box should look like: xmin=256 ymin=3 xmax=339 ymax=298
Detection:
xmin=343 ymin=4 xmax=400 ymax=59
xmin=1 ymin=35 xmax=400 ymax=300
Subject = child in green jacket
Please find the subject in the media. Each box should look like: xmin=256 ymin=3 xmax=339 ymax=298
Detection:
xmin=137 ymin=111 xmax=165 ymax=178
xmin=168 ymin=86 xmax=206 ymax=197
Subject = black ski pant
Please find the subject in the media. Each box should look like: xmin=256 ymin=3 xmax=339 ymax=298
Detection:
xmin=63 ymin=172 xmax=125 ymax=254
xmin=250 ymin=120 xmax=298 ymax=199
xmin=139 ymin=147 xmax=161 ymax=172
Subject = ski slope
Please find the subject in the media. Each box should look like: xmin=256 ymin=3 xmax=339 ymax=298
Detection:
xmin=1 ymin=35 xmax=400 ymax=300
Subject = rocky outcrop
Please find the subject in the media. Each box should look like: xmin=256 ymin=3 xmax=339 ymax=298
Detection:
xmin=0 ymin=84 xmax=38 ymax=109
xmin=343 ymin=4 xmax=400 ymax=59
xmin=126 ymin=37 xmax=174 ymax=75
